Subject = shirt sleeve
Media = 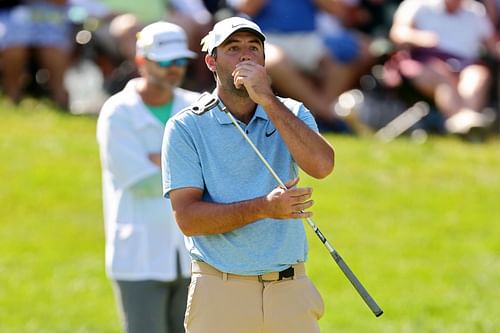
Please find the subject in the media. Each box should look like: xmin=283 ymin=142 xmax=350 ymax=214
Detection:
xmin=161 ymin=116 xmax=204 ymax=198
xmin=296 ymin=103 xmax=320 ymax=133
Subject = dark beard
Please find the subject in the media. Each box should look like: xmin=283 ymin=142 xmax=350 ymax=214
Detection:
xmin=233 ymin=85 xmax=249 ymax=98
xmin=222 ymin=75 xmax=249 ymax=98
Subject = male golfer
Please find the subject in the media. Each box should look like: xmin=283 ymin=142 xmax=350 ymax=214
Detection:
xmin=97 ymin=21 xmax=199 ymax=333
xmin=161 ymin=17 xmax=335 ymax=333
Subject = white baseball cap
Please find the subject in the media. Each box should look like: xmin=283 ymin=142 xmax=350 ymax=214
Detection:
xmin=136 ymin=21 xmax=197 ymax=61
xmin=201 ymin=16 xmax=266 ymax=54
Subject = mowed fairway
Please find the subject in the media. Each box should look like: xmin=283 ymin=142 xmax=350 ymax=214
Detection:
xmin=1 ymin=99 xmax=499 ymax=332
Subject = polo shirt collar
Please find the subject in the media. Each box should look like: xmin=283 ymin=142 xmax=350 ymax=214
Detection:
xmin=124 ymin=79 xmax=164 ymax=129
xmin=212 ymin=98 xmax=269 ymax=126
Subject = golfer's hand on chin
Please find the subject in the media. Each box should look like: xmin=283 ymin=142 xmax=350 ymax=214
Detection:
xmin=265 ymin=178 xmax=314 ymax=219
xmin=233 ymin=61 xmax=275 ymax=106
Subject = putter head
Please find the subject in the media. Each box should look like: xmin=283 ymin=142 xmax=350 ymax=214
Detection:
xmin=190 ymin=92 xmax=220 ymax=115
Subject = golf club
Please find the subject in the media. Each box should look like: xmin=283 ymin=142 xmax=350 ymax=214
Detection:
xmin=190 ymin=92 xmax=384 ymax=317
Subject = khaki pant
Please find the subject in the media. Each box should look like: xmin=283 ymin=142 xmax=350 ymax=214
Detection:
xmin=185 ymin=261 xmax=324 ymax=333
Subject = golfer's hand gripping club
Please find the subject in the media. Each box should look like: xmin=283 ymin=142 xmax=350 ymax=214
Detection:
xmin=190 ymin=92 xmax=383 ymax=317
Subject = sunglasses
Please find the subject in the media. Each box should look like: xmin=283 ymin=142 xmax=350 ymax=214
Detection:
xmin=154 ymin=58 xmax=189 ymax=68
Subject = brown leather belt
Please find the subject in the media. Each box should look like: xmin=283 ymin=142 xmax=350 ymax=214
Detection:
xmin=191 ymin=261 xmax=305 ymax=282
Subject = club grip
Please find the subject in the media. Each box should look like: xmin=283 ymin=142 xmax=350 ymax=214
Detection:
xmin=332 ymin=251 xmax=383 ymax=317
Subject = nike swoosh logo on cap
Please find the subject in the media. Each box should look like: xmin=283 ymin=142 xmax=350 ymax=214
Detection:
xmin=231 ymin=23 xmax=247 ymax=28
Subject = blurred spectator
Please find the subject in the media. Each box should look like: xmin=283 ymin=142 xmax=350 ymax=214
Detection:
xmin=102 ymin=12 xmax=141 ymax=94
xmin=98 ymin=0 xmax=215 ymax=92
xmin=62 ymin=1 xmax=141 ymax=113
xmin=0 ymin=0 xmax=72 ymax=109
xmin=66 ymin=0 xmax=214 ymax=110
xmin=484 ymin=0 xmax=500 ymax=28
xmin=316 ymin=1 xmax=378 ymax=103
xmin=90 ymin=0 xmax=215 ymax=92
xmin=388 ymin=0 xmax=499 ymax=138
xmin=483 ymin=0 xmax=500 ymax=133
xmin=168 ymin=0 xmax=215 ymax=91
xmin=96 ymin=21 xmax=199 ymax=333
xmin=68 ymin=0 xmax=165 ymax=97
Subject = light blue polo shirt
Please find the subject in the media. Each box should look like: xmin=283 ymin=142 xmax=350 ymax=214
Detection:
xmin=161 ymin=96 xmax=319 ymax=275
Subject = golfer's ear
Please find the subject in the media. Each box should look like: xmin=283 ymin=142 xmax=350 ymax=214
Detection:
xmin=205 ymin=54 xmax=216 ymax=73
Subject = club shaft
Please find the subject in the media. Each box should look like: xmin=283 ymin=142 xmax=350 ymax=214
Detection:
xmin=222 ymin=107 xmax=383 ymax=317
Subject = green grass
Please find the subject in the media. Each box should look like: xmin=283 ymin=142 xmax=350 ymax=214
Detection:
xmin=1 ymin=98 xmax=500 ymax=332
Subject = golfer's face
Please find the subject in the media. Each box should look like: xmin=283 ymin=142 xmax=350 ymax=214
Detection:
xmin=218 ymin=31 xmax=265 ymax=64
xmin=214 ymin=31 xmax=265 ymax=93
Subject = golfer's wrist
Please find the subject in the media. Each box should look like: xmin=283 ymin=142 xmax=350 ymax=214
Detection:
xmin=249 ymin=195 xmax=273 ymax=220
xmin=259 ymin=94 xmax=280 ymax=110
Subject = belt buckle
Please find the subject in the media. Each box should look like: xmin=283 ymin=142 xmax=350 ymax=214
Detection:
xmin=278 ymin=266 xmax=295 ymax=280
xmin=258 ymin=266 xmax=295 ymax=282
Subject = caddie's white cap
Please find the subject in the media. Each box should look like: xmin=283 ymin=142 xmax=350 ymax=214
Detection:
xmin=136 ymin=21 xmax=197 ymax=61
xmin=201 ymin=16 xmax=266 ymax=54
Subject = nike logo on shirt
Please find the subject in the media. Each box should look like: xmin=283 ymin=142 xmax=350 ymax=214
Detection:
xmin=265 ymin=128 xmax=277 ymax=137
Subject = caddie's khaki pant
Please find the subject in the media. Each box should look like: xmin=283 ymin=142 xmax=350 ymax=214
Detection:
xmin=185 ymin=261 xmax=324 ymax=333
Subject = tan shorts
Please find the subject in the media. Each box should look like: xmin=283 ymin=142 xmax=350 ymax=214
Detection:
xmin=185 ymin=261 xmax=324 ymax=333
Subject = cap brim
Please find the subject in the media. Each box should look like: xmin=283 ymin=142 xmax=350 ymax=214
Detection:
xmin=219 ymin=28 xmax=265 ymax=47
xmin=146 ymin=49 xmax=197 ymax=61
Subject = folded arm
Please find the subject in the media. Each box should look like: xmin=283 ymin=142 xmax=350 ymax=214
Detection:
xmin=170 ymin=178 xmax=313 ymax=236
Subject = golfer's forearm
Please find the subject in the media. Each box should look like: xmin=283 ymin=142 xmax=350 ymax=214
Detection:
xmin=174 ymin=197 xmax=269 ymax=236
xmin=264 ymin=98 xmax=335 ymax=178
